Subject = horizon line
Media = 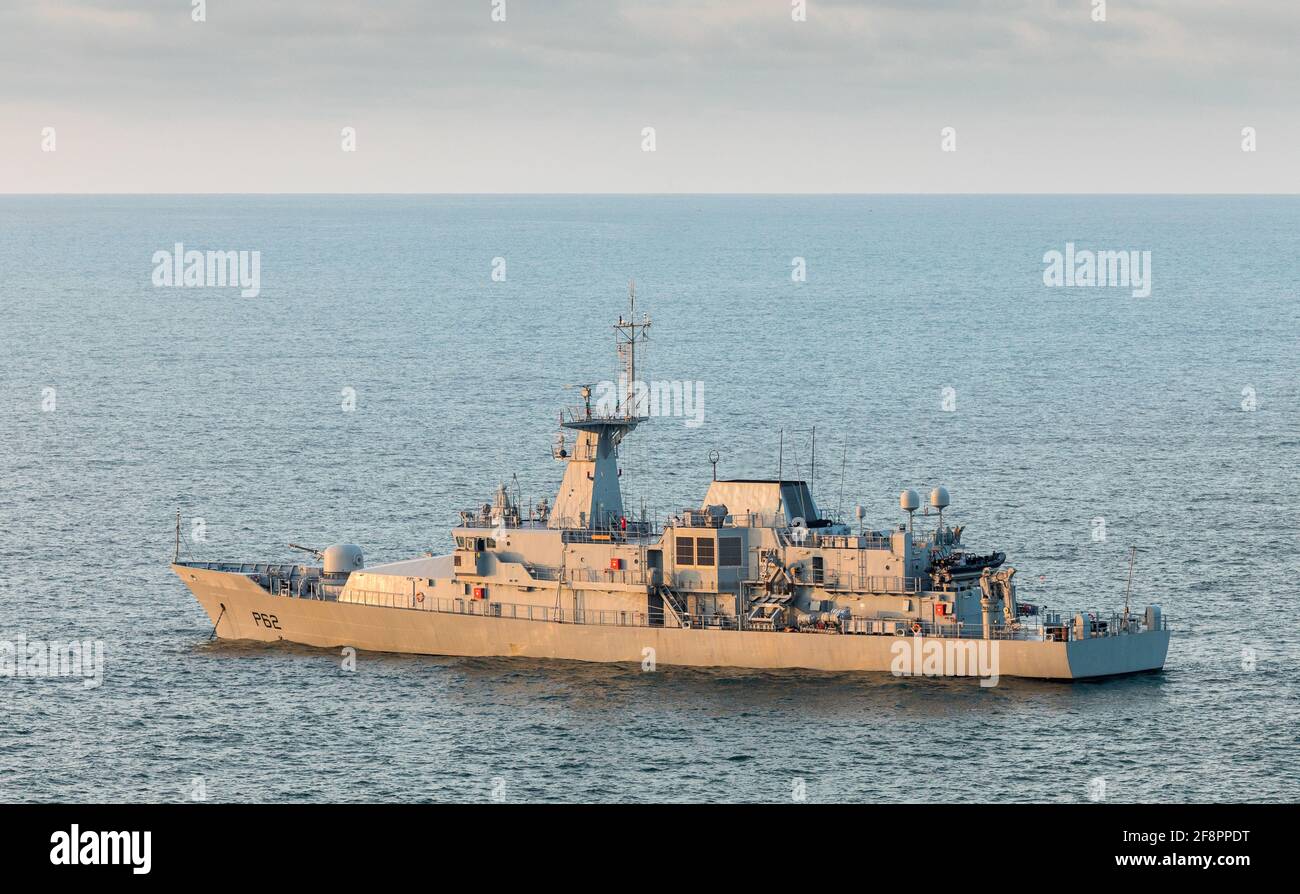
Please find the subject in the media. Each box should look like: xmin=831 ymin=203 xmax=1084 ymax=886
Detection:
xmin=2 ymin=191 xmax=1298 ymax=198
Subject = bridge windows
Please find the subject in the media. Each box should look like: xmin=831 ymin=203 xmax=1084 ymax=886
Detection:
xmin=675 ymin=535 xmax=717 ymax=567
xmin=696 ymin=538 xmax=715 ymax=567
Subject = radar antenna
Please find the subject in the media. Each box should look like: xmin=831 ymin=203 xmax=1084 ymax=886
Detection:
xmin=563 ymin=382 xmax=597 ymax=419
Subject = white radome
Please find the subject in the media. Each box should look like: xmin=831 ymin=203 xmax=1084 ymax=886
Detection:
xmin=900 ymin=489 xmax=921 ymax=512
xmin=929 ymin=486 xmax=950 ymax=509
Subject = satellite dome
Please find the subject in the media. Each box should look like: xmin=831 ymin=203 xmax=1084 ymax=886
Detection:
xmin=900 ymin=489 xmax=920 ymax=512
xmin=929 ymin=486 xmax=950 ymax=509
xmin=322 ymin=543 xmax=364 ymax=575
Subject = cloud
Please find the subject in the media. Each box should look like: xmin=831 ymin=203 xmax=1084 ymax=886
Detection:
xmin=1 ymin=0 xmax=1296 ymax=191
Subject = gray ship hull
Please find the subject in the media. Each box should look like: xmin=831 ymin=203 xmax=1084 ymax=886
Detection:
xmin=175 ymin=564 xmax=1170 ymax=681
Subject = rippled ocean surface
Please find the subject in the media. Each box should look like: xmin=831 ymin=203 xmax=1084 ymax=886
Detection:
xmin=1 ymin=195 xmax=1298 ymax=803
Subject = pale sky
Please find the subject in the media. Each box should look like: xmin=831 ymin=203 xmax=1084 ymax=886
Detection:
xmin=2 ymin=0 xmax=1296 ymax=193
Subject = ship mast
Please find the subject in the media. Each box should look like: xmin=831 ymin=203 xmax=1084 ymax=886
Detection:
xmin=1124 ymin=545 xmax=1138 ymax=618
xmin=614 ymin=279 xmax=651 ymax=417
xmin=549 ymin=283 xmax=652 ymax=530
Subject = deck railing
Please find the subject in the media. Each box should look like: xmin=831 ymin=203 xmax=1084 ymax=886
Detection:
xmin=819 ymin=573 xmax=921 ymax=594
xmin=339 ymin=587 xmax=641 ymax=625
xmin=272 ymin=585 xmax=1167 ymax=640
xmin=896 ymin=610 xmax=1170 ymax=641
xmin=333 ymin=588 xmax=737 ymax=629
xmin=455 ymin=519 xmax=659 ymax=542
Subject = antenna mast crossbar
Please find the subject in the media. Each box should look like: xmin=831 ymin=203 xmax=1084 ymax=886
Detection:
xmin=614 ymin=279 xmax=651 ymax=418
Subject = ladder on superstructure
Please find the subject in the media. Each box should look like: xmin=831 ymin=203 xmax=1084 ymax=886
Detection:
xmin=658 ymin=584 xmax=690 ymax=628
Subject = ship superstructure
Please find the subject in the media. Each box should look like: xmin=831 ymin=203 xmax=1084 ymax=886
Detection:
xmin=172 ymin=288 xmax=1169 ymax=681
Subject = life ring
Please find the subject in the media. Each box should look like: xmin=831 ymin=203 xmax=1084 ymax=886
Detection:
xmin=416 ymin=593 xmax=425 ymax=603
xmin=911 ymin=622 xmax=922 ymax=635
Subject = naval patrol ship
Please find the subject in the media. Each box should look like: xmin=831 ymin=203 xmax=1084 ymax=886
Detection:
xmin=172 ymin=291 xmax=1169 ymax=681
